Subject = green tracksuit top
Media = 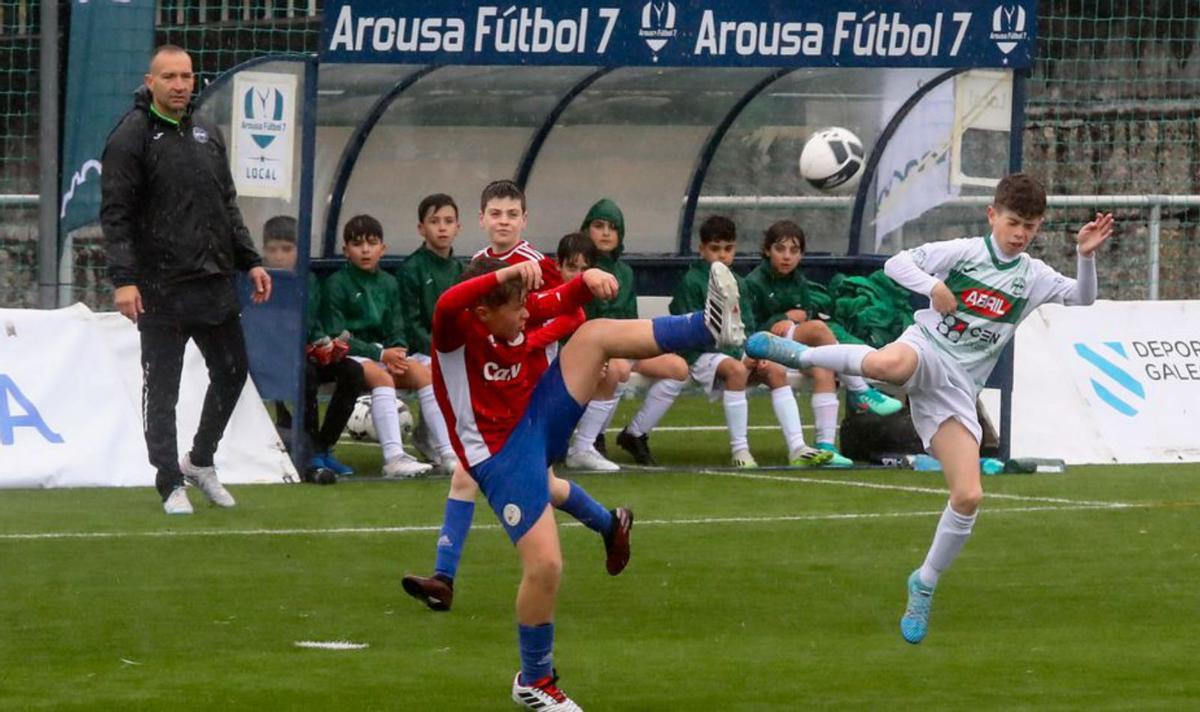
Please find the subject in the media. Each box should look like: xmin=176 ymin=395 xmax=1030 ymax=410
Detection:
xmin=744 ymin=260 xmax=812 ymax=329
xmin=305 ymin=271 xmax=324 ymax=343
xmin=585 ymin=253 xmax=638 ymax=321
xmin=394 ymin=244 xmax=464 ymax=355
xmin=321 ymin=263 xmax=406 ymax=361
xmin=668 ymin=259 xmax=757 ymax=364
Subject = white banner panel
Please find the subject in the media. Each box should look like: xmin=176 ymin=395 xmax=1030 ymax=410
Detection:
xmin=1008 ymin=300 xmax=1200 ymax=464
xmin=0 ymin=305 xmax=297 ymax=488
xmin=230 ymin=71 xmax=297 ymax=200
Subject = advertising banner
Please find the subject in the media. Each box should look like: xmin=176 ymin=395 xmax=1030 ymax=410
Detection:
xmin=0 ymin=305 xmax=296 ymax=488
xmin=59 ymin=0 xmax=156 ymax=233
xmin=321 ymin=0 xmax=1037 ymax=69
xmin=230 ymin=71 xmax=298 ymax=200
xmin=1009 ymin=301 xmax=1200 ymax=464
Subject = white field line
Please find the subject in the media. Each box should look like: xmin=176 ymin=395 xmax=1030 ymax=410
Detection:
xmin=0 ymin=503 xmax=1135 ymax=541
xmin=693 ymin=469 xmax=1132 ymax=508
xmin=338 ymin=424 xmax=814 ymax=445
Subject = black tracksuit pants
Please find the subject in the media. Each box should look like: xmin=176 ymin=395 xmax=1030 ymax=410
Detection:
xmin=275 ymin=358 xmax=365 ymax=455
xmin=140 ymin=314 xmax=248 ymax=500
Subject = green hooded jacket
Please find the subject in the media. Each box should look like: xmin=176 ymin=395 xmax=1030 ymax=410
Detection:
xmin=321 ymin=262 xmax=406 ymax=361
xmin=394 ymin=244 xmax=464 ymax=355
xmin=580 ymin=198 xmax=638 ymax=321
xmin=668 ymin=259 xmax=757 ymax=364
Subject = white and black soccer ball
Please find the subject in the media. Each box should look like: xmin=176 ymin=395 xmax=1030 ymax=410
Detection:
xmin=344 ymin=395 xmax=414 ymax=443
xmin=799 ymin=127 xmax=866 ymax=194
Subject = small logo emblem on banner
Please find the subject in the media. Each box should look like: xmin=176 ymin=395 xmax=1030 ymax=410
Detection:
xmin=639 ymin=1 xmax=678 ymax=60
xmin=990 ymin=4 xmax=1029 ymax=56
xmin=1074 ymin=342 xmax=1145 ymax=417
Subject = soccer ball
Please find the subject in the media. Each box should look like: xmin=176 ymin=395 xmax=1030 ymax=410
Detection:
xmin=799 ymin=127 xmax=866 ymax=193
xmin=344 ymin=395 xmax=414 ymax=443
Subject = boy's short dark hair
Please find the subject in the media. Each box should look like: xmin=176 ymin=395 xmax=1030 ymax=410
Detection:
xmin=699 ymin=215 xmax=737 ymax=245
xmin=343 ymin=214 xmax=384 ymax=243
xmin=993 ymin=173 xmax=1047 ymax=219
xmin=263 ymin=215 xmax=297 ymax=245
xmin=480 ymin=179 xmax=526 ymax=212
xmin=460 ymin=255 xmax=525 ymax=308
xmin=418 ymin=193 xmax=458 ymax=222
xmin=556 ymin=232 xmax=598 ymax=268
xmin=763 ymin=219 xmax=806 ymax=255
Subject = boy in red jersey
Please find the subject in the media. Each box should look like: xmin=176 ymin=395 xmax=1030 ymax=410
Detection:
xmin=432 ymin=253 xmax=744 ymax=710
xmin=402 ymin=180 xmax=580 ymax=611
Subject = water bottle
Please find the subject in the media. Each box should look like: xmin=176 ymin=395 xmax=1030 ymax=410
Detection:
xmin=910 ymin=454 xmax=942 ymax=471
xmin=979 ymin=458 xmax=1005 ymax=476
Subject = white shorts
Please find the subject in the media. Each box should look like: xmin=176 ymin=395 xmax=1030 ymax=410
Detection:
xmin=896 ymin=325 xmax=981 ymax=450
xmin=690 ymin=352 xmax=738 ymax=402
xmin=409 ymin=352 xmax=432 ymax=367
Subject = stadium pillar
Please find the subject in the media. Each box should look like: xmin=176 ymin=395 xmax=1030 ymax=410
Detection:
xmin=38 ymin=0 xmax=60 ymax=309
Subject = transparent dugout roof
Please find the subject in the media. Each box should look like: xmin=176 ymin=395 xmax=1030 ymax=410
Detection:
xmin=201 ymin=59 xmax=1016 ymax=259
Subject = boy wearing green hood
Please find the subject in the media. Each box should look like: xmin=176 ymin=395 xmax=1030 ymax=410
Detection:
xmin=565 ymin=198 xmax=692 ymax=468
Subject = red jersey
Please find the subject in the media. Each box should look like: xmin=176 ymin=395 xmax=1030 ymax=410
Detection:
xmin=432 ymin=271 xmax=591 ymax=467
xmin=474 ymin=240 xmax=563 ymax=288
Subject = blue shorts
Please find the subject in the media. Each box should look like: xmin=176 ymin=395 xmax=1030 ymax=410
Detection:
xmin=470 ymin=360 xmax=585 ymax=544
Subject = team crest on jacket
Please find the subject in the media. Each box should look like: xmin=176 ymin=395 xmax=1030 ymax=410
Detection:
xmin=192 ymin=126 xmax=209 ymax=143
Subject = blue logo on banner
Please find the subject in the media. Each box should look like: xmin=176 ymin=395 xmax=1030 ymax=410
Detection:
xmin=0 ymin=374 xmax=65 ymax=445
xmin=1073 ymin=342 xmax=1145 ymax=417
xmin=244 ymin=87 xmax=286 ymax=149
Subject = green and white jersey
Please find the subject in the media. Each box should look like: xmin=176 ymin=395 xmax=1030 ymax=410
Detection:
xmin=905 ymin=235 xmax=1083 ymax=390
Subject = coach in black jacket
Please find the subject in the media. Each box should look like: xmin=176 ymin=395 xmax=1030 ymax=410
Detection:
xmin=101 ymin=44 xmax=272 ymax=515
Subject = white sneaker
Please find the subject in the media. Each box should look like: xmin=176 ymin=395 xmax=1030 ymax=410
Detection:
xmin=181 ymin=453 xmax=236 ymax=507
xmin=163 ymin=486 xmax=193 ymax=515
xmin=383 ymin=453 xmax=433 ymax=479
xmin=731 ymin=449 xmax=758 ymax=469
xmin=511 ymin=671 xmax=583 ymax=711
xmin=564 ymin=447 xmax=620 ymax=472
xmin=705 ymin=262 xmax=746 ymax=350
xmin=411 ymin=417 xmax=440 ymax=463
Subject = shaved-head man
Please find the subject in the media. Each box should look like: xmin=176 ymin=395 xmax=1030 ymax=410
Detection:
xmin=101 ymin=45 xmax=272 ymax=515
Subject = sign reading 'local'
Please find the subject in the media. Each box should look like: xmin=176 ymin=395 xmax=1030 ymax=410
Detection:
xmin=321 ymin=0 xmax=1036 ymax=69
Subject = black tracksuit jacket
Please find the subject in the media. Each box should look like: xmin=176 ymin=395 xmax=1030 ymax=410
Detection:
xmin=101 ymin=86 xmax=261 ymax=326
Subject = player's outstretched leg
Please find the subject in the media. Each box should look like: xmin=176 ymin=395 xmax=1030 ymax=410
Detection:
xmin=900 ymin=569 xmax=935 ymax=644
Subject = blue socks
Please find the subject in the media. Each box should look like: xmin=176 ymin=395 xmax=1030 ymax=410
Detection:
xmin=651 ymin=312 xmax=713 ymax=353
xmin=518 ymin=622 xmax=555 ymax=684
xmin=433 ymin=498 xmax=475 ymax=579
xmin=557 ymin=481 xmax=613 ymax=535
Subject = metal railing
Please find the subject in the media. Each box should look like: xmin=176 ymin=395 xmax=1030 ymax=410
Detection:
xmin=695 ymin=194 xmax=1200 ymax=300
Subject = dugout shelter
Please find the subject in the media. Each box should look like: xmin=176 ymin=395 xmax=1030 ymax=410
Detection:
xmin=192 ymin=0 xmax=1037 ymax=464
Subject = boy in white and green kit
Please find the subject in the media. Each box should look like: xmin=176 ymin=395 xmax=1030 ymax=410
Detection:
xmin=746 ymin=173 xmax=1114 ymax=644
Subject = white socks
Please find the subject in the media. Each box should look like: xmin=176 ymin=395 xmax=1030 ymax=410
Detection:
xmin=371 ymin=386 xmax=405 ymax=462
xmin=841 ymin=373 xmax=872 ymax=393
xmin=628 ymin=378 xmax=685 ymax=437
xmin=770 ymin=386 xmax=807 ymax=453
xmin=572 ymin=398 xmax=618 ymax=452
xmin=723 ymin=390 xmax=749 ymax=453
xmin=417 ymin=385 xmax=455 ymax=458
xmin=811 ymin=392 xmax=840 ymax=445
xmin=802 ymin=344 xmax=873 ymax=376
xmin=918 ymin=502 xmax=978 ymax=587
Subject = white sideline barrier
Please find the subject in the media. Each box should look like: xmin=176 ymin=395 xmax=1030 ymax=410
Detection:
xmin=0 ymin=304 xmax=297 ymax=488
xmin=999 ymin=300 xmax=1200 ymax=464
